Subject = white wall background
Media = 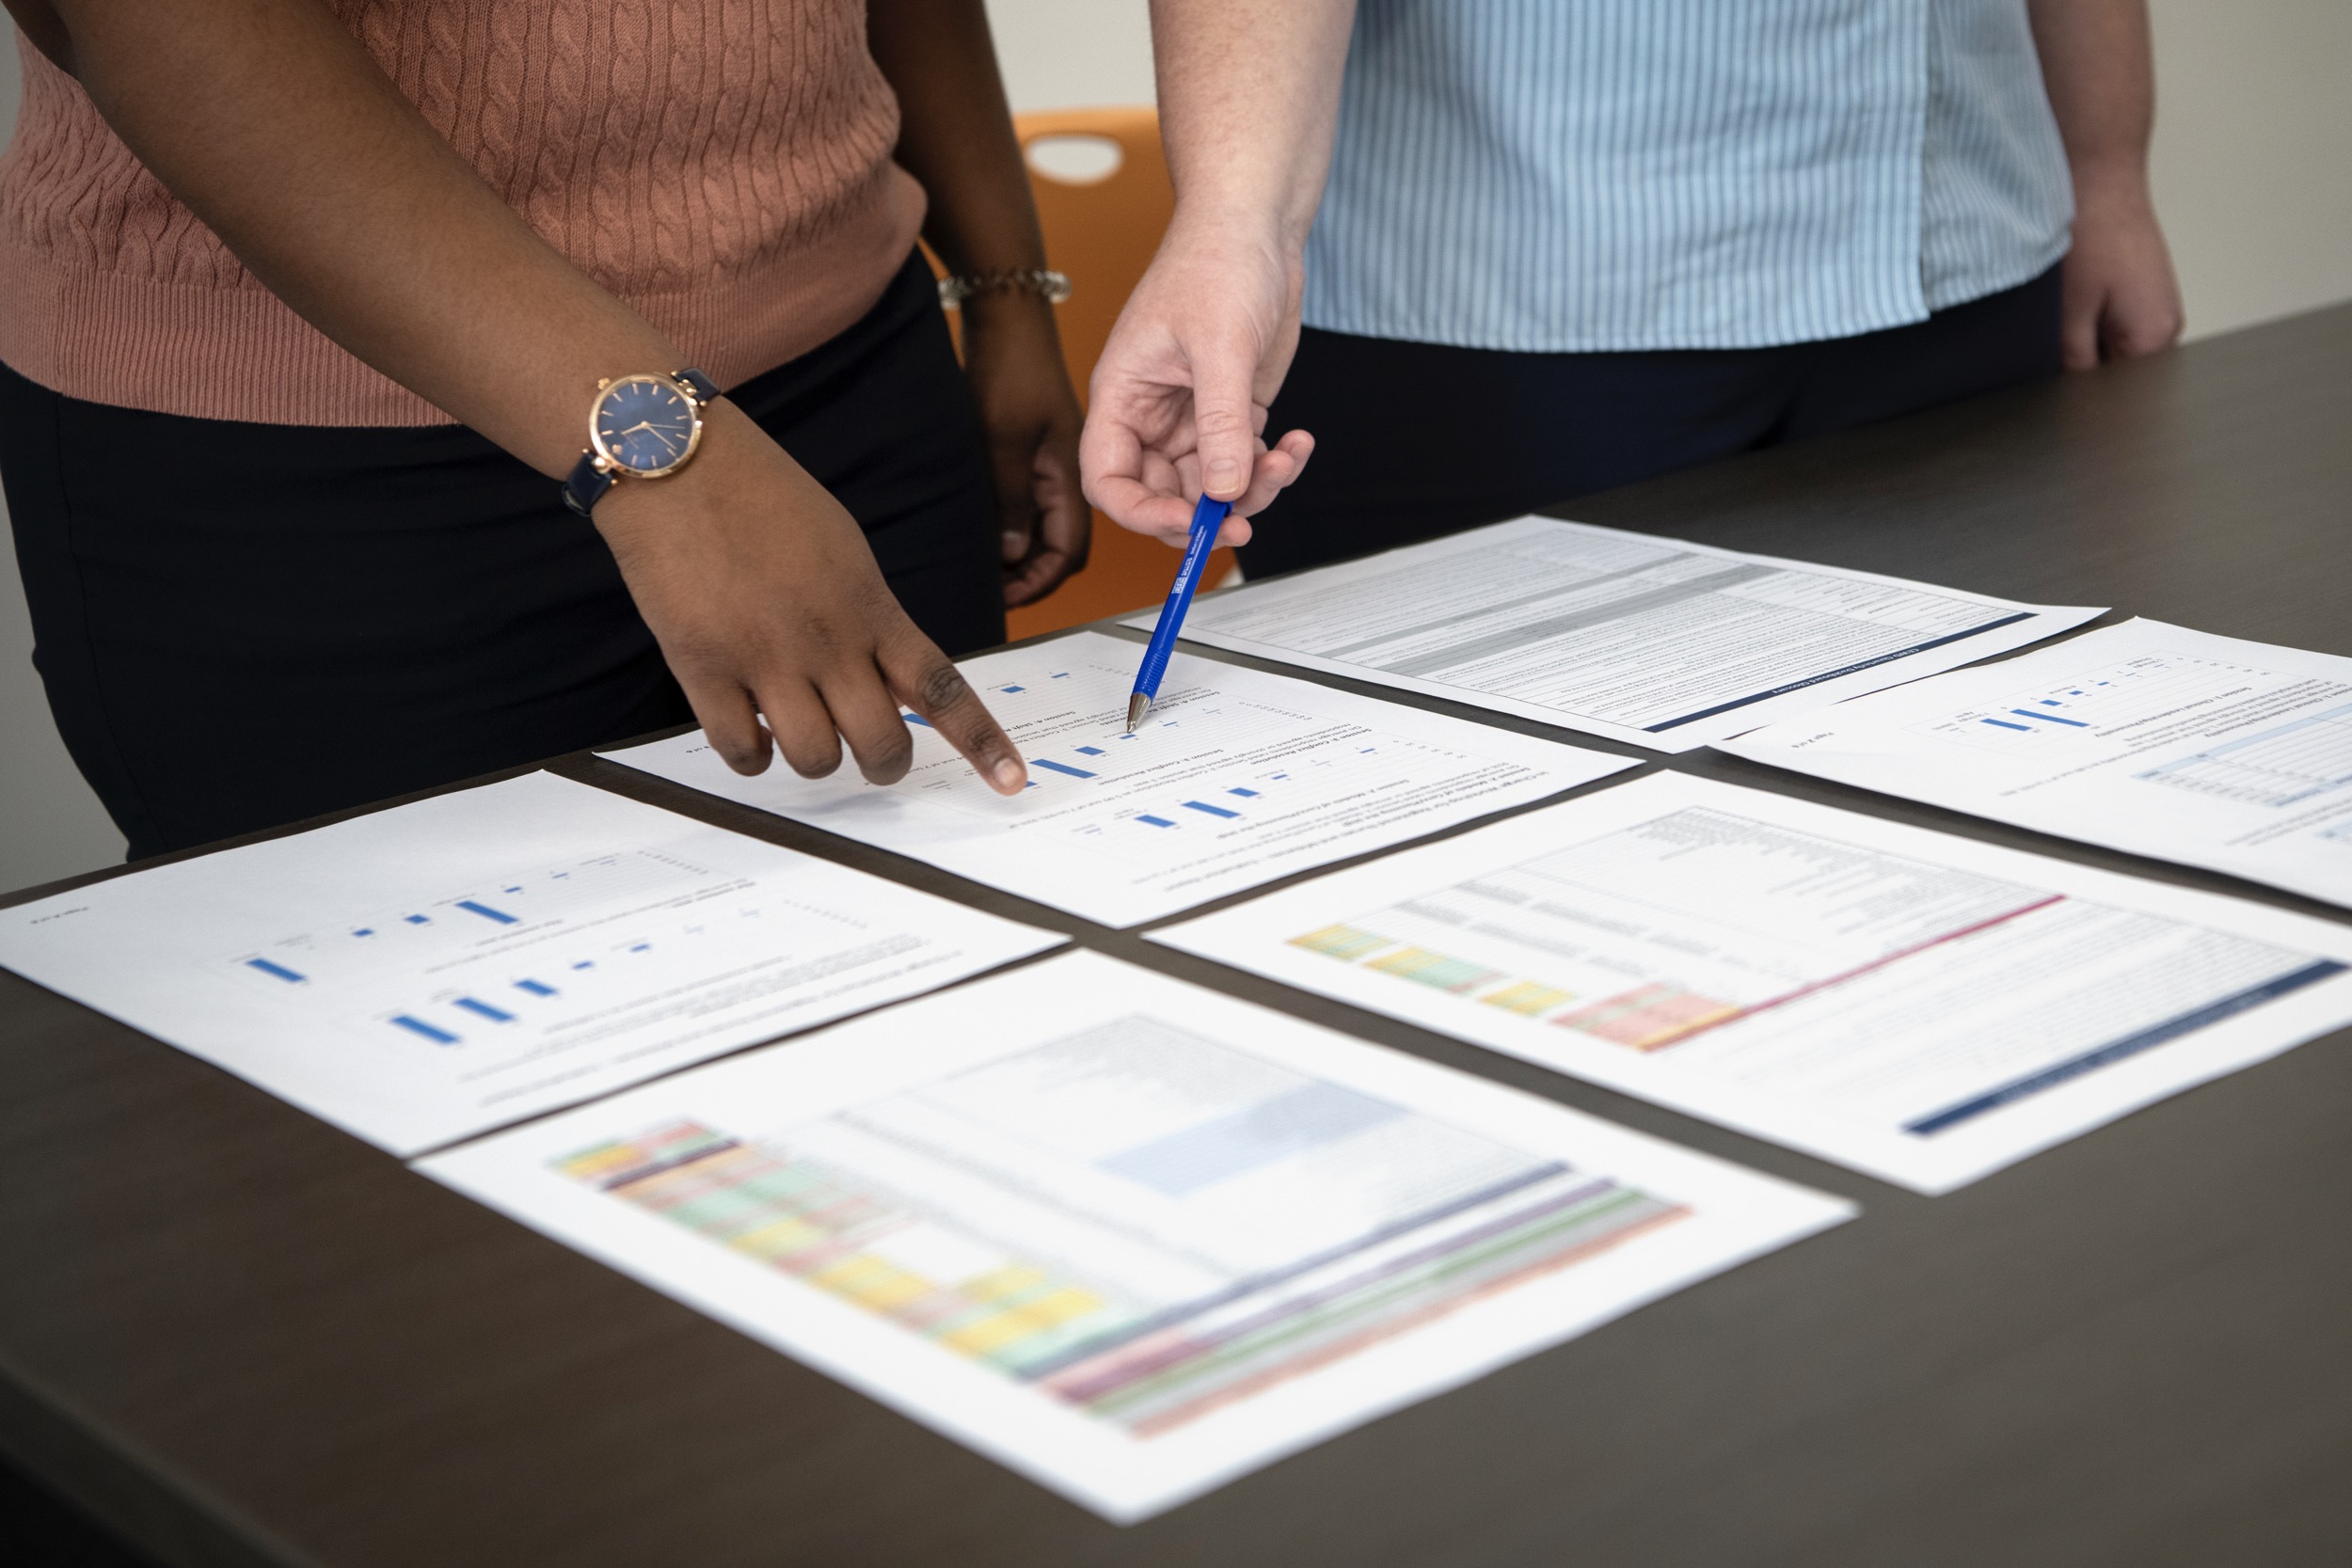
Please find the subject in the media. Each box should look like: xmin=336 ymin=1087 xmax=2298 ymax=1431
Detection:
xmin=2 ymin=1 xmax=2348 ymax=891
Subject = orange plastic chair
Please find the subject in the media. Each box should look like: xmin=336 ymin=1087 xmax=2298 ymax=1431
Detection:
xmin=935 ymin=107 xmax=1235 ymax=640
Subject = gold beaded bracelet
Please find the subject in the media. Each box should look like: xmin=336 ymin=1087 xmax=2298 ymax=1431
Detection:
xmin=936 ymin=268 xmax=1074 ymax=307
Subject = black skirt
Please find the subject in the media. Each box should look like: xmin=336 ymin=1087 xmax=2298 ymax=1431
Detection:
xmin=0 ymin=253 xmax=1002 ymax=861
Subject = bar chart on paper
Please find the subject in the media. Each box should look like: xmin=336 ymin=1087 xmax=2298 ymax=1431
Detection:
xmin=605 ymin=631 xmax=1634 ymax=926
xmin=1156 ymin=774 xmax=2352 ymax=1190
xmin=229 ymin=844 xmax=733 ymax=1056
xmin=1721 ymin=621 xmax=2352 ymax=908
xmin=421 ymin=953 xmax=1851 ymax=1520
xmin=0 ymin=774 xmax=1057 ymax=1153
xmin=1922 ymin=652 xmax=2352 ymax=810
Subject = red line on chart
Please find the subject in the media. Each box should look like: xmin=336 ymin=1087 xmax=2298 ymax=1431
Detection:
xmin=1640 ymin=894 xmax=2068 ymax=1051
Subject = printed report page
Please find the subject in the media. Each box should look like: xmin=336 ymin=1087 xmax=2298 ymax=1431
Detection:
xmin=604 ymin=630 xmax=1636 ymax=927
xmin=419 ymin=951 xmax=1851 ymax=1522
xmin=1152 ymin=773 xmax=2352 ymax=1192
xmin=1127 ymin=516 xmax=2102 ymax=752
xmin=1717 ymin=619 xmax=2352 ymax=908
xmin=0 ymin=772 xmax=1062 ymax=1154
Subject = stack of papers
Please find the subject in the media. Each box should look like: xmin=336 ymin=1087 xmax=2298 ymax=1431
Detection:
xmin=13 ymin=525 xmax=2345 ymax=1522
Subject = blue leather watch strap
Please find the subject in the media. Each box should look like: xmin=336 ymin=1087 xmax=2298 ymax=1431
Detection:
xmin=561 ymin=451 xmax=613 ymax=518
xmin=674 ymin=366 xmax=720 ymax=404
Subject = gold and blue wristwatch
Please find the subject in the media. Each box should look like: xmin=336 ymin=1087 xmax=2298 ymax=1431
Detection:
xmin=561 ymin=366 xmax=722 ymax=517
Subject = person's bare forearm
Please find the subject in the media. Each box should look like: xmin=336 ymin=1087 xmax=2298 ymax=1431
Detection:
xmin=17 ymin=0 xmax=675 ymax=477
xmin=868 ymin=0 xmax=1048 ymax=287
xmin=2026 ymin=0 xmax=2182 ymax=363
xmin=867 ymin=0 xmax=1089 ymax=605
xmin=1073 ymin=0 xmax=1347 ymax=533
xmin=1150 ymin=0 xmax=1358 ymax=252
xmin=2027 ymin=0 xmax=2155 ymax=192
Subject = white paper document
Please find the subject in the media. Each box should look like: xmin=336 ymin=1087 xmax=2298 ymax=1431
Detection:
xmin=1126 ymin=516 xmax=2103 ymax=752
xmin=603 ymin=630 xmax=1635 ymax=927
xmin=1717 ymin=619 xmax=2352 ymax=909
xmin=420 ymin=950 xmax=1850 ymax=1521
xmin=0 ymin=773 xmax=1060 ymax=1154
xmin=1152 ymin=774 xmax=2352 ymax=1192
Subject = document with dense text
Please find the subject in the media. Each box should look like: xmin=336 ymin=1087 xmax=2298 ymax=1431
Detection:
xmin=1127 ymin=517 xmax=2103 ymax=751
xmin=421 ymin=951 xmax=1851 ymax=1521
xmin=0 ymin=773 xmax=1061 ymax=1154
xmin=1717 ymin=620 xmax=2352 ymax=908
xmin=604 ymin=631 xmax=1636 ymax=927
xmin=1153 ymin=774 xmax=2352 ymax=1192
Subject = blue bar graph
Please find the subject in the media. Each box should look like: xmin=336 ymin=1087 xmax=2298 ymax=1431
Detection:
xmin=1229 ymin=787 xmax=1260 ymax=798
xmin=391 ymin=1015 xmax=459 ymax=1045
xmin=453 ymin=997 xmax=515 ymax=1022
xmin=904 ymin=713 xmax=932 ymax=728
xmin=1981 ymin=719 xmax=2031 ymax=732
xmin=2010 ymin=708 xmax=2089 ymax=727
xmin=1137 ymin=815 xmax=1176 ymax=828
xmin=1001 ymin=684 xmax=1026 ymax=692
xmin=405 ymin=914 xmax=430 ymax=925
xmin=515 ymin=978 xmax=558 ymax=997
xmin=246 ymin=958 xmax=306 ymax=983
xmin=1076 ymin=746 xmax=1105 ymax=756
xmin=1030 ymin=758 xmax=1098 ymax=780
xmin=1184 ymin=800 xmax=1240 ymax=819
xmin=457 ymin=899 xmax=519 ymax=925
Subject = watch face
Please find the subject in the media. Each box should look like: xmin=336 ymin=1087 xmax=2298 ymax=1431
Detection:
xmin=592 ymin=377 xmax=700 ymax=475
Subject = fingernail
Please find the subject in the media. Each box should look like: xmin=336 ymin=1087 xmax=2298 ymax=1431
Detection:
xmin=1207 ymin=458 xmax=1240 ymax=493
xmin=992 ymin=758 xmax=1025 ymax=792
xmin=1001 ymin=531 xmax=1025 ymax=554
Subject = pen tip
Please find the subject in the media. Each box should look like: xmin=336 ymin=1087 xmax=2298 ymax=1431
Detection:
xmin=1125 ymin=694 xmax=1150 ymax=734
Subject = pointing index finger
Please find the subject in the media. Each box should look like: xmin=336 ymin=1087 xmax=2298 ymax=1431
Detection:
xmin=891 ymin=645 xmax=1027 ymax=797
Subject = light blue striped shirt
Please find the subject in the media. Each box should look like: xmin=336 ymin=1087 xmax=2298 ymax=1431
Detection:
xmin=1301 ymin=0 xmax=2075 ymax=352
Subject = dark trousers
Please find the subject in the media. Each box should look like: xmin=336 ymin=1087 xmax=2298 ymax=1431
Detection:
xmin=0 ymin=253 xmax=1002 ymax=862
xmin=1241 ymin=263 xmax=2064 ymax=579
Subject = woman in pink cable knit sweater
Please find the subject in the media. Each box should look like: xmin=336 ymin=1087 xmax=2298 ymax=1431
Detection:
xmin=0 ymin=0 xmax=1079 ymax=857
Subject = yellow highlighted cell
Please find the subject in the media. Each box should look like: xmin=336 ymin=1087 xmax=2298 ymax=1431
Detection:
xmin=1288 ymin=924 xmax=1391 ymax=961
xmin=964 ymin=1263 xmax=1049 ymax=1303
xmin=728 ymin=1214 xmax=822 ymax=1259
xmin=1482 ymin=980 xmax=1572 ymax=1016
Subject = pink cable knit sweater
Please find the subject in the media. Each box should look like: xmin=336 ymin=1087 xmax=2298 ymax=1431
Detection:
xmin=0 ymin=5 xmax=925 ymax=425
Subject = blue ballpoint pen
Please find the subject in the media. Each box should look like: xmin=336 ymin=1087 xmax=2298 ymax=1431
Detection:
xmin=1126 ymin=493 xmax=1232 ymax=732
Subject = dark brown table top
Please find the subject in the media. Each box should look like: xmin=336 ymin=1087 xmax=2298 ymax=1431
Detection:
xmin=6 ymin=306 xmax=2350 ymax=1568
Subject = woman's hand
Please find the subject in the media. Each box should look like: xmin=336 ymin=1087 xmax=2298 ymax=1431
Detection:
xmin=593 ymin=400 xmax=1028 ymax=792
xmin=959 ymin=293 xmax=1090 ymax=607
